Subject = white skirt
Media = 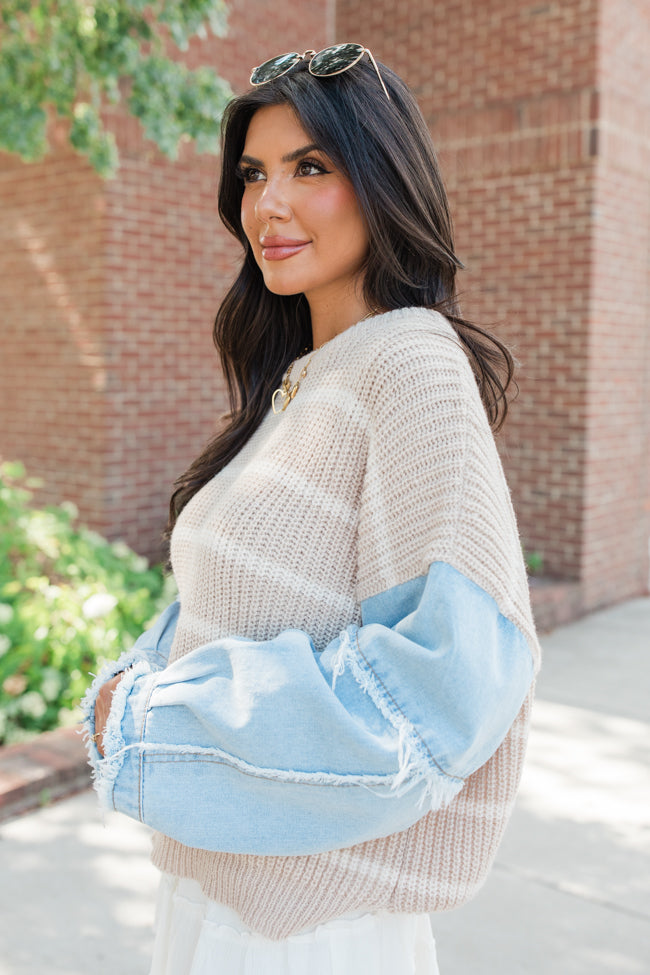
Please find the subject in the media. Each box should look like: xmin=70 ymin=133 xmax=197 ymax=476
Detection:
xmin=149 ymin=874 xmax=440 ymax=975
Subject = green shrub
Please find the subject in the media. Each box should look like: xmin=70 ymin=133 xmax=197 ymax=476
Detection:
xmin=0 ymin=461 xmax=176 ymax=745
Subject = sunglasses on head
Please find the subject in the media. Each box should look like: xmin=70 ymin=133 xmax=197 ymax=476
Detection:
xmin=250 ymin=43 xmax=390 ymax=101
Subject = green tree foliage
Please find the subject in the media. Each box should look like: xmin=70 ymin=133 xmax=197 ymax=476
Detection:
xmin=0 ymin=462 xmax=177 ymax=744
xmin=0 ymin=0 xmax=232 ymax=176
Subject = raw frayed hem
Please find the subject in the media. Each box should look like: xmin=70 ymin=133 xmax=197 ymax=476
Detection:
xmin=80 ymin=645 xmax=160 ymax=729
xmin=79 ymin=640 xmax=169 ymax=760
xmin=94 ymin=738 xmax=418 ymax=791
xmin=80 ymin=659 xmax=153 ymax=809
xmin=330 ymin=627 xmax=464 ymax=812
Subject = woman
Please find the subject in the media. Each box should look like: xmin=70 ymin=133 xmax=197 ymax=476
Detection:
xmin=85 ymin=45 xmax=540 ymax=974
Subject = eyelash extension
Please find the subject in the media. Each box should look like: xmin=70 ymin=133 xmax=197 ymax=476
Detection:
xmin=235 ymin=164 xmax=262 ymax=183
xmin=297 ymin=157 xmax=331 ymax=175
xmin=235 ymin=157 xmax=332 ymax=183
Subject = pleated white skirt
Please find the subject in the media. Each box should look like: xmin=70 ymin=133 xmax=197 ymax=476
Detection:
xmin=149 ymin=874 xmax=440 ymax=975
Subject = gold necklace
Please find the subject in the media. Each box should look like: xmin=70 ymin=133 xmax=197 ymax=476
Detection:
xmin=271 ymin=348 xmax=315 ymax=414
xmin=271 ymin=311 xmax=379 ymax=415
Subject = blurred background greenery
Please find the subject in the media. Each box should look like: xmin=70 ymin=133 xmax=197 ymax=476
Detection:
xmin=0 ymin=0 xmax=232 ymax=175
xmin=0 ymin=461 xmax=176 ymax=744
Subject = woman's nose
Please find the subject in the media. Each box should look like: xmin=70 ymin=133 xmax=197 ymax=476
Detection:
xmin=254 ymin=177 xmax=292 ymax=223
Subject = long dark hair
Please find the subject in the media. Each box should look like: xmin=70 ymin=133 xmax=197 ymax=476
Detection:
xmin=168 ymin=57 xmax=514 ymax=532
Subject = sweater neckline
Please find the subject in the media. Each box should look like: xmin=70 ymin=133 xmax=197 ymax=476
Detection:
xmin=291 ymin=306 xmax=437 ymax=369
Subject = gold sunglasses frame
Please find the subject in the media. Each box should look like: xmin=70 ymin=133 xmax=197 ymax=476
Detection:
xmin=250 ymin=44 xmax=390 ymax=101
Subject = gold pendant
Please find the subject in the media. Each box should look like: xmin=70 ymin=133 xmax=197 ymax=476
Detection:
xmin=271 ymin=387 xmax=287 ymax=414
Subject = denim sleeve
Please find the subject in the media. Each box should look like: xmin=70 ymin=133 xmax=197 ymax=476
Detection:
xmin=81 ymin=600 xmax=180 ymax=753
xmin=90 ymin=565 xmax=534 ymax=856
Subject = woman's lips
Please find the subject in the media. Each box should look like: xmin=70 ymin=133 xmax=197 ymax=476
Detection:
xmin=260 ymin=238 xmax=310 ymax=261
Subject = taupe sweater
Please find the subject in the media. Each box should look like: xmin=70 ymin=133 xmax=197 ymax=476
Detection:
xmin=151 ymin=307 xmax=540 ymax=939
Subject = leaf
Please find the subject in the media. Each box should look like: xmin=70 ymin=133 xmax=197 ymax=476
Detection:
xmin=0 ymin=0 xmax=233 ymax=175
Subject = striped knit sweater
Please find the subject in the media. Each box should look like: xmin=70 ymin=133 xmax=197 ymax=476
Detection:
xmin=150 ymin=306 xmax=541 ymax=939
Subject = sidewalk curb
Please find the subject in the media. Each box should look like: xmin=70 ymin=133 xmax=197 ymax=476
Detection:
xmin=0 ymin=725 xmax=91 ymax=823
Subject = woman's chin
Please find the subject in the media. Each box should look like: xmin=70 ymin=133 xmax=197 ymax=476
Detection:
xmin=261 ymin=278 xmax=303 ymax=297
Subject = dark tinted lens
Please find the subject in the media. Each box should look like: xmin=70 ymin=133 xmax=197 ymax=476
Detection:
xmin=309 ymin=43 xmax=364 ymax=76
xmin=250 ymin=52 xmax=301 ymax=85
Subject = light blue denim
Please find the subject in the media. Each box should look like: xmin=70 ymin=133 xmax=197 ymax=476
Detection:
xmin=83 ymin=561 xmax=534 ymax=856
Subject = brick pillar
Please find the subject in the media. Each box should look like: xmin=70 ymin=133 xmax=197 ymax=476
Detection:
xmin=337 ymin=0 xmax=650 ymax=612
xmin=0 ymin=148 xmax=108 ymax=528
xmin=0 ymin=5 xmax=333 ymax=561
xmin=581 ymin=0 xmax=650 ymax=606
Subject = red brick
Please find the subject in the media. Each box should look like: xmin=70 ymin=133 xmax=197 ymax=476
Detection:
xmin=1 ymin=0 xmax=648 ymax=618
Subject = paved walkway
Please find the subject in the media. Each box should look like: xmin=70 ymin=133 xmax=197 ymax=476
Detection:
xmin=0 ymin=598 xmax=648 ymax=974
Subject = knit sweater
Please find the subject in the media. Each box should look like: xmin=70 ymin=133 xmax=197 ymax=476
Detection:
xmin=143 ymin=306 xmax=540 ymax=939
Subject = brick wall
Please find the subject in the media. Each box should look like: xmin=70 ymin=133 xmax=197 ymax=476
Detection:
xmin=0 ymin=143 xmax=108 ymax=528
xmin=0 ymin=3 xmax=333 ymax=561
xmin=1 ymin=0 xmax=648 ymax=613
xmin=581 ymin=0 xmax=650 ymax=605
xmin=338 ymin=0 xmax=649 ymax=611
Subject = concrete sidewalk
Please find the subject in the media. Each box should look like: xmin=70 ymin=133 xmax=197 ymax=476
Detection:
xmin=0 ymin=598 xmax=648 ymax=974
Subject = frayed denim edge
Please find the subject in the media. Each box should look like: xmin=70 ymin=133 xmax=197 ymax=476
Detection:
xmin=330 ymin=627 xmax=464 ymax=813
xmin=94 ymin=740 xmax=416 ymax=790
xmin=80 ymin=645 xmax=161 ymax=733
xmin=79 ymin=631 xmax=462 ymax=810
xmin=80 ymin=651 xmax=449 ymax=794
xmin=80 ymin=659 xmax=153 ymax=810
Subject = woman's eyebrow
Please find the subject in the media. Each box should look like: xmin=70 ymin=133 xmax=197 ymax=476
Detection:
xmin=239 ymin=144 xmax=322 ymax=168
xmin=281 ymin=143 xmax=321 ymax=162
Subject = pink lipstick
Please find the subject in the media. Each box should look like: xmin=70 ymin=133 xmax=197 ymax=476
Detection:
xmin=260 ymin=236 xmax=310 ymax=260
